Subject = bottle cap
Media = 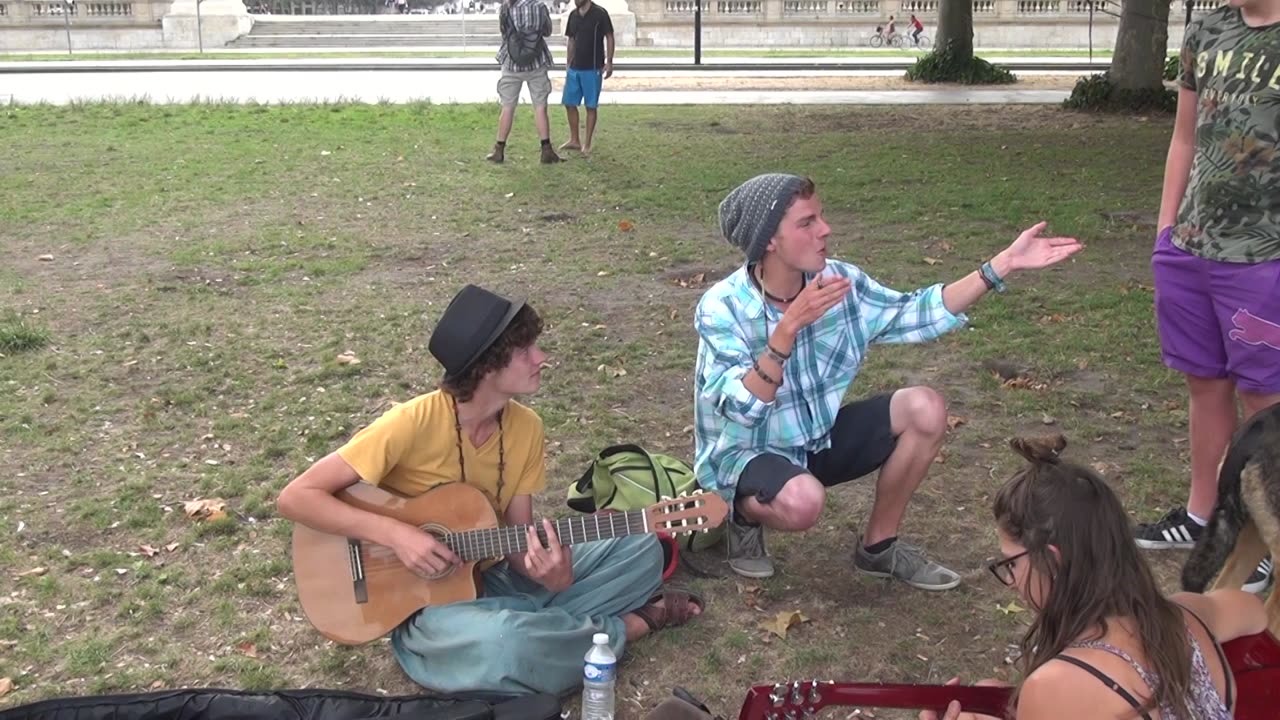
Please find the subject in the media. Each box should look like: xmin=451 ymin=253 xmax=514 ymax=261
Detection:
xmin=593 ymin=632 xmax=609 ymax=645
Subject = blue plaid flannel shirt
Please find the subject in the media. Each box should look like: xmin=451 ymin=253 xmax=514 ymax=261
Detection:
xmin=693 ymin=260 xmax=967 ymax=502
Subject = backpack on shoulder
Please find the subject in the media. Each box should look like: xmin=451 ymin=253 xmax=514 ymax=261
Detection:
xmin=501 ymin=5 xmax=546 ymax=66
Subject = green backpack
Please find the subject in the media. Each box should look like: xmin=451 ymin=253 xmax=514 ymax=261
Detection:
xmin=568 ymin=444 xmax=724 ymax=552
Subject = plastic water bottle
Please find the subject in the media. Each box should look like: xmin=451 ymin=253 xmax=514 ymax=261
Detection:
xmin=581 ymin=632 xmax=616 ymax=720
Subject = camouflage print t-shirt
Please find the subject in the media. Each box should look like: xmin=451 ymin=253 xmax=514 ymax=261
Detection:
xmin=1175 ymin=7 xmax=1280 ymax=264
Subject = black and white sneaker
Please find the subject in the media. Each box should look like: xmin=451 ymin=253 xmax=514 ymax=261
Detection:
xmin=1135 ymin=506 xmax=1203 ymax=549
xmin=1244 ymin=557 xmax=1274 ymax=594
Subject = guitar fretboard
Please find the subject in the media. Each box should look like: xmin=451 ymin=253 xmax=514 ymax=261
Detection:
xmin=442 ymin=510 xmax=648 ymax=562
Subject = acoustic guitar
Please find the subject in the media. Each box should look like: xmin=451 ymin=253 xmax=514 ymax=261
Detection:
xmin=737 ymin=631 xmax=1280 ymax=720
xmin=292 ymin=481 xmax=728 ymax=645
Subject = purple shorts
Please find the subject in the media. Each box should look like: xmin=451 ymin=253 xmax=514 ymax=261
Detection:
xmin=1152 ymin=227 xmax=1280 ymax=394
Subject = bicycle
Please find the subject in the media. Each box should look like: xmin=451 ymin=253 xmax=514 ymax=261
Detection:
xmin=868 ymin=28 xmax=895 ymax=48
xmin=900 ymin=31 xmax=931 ymax=49
xmin=869 ymin=29 xmax=931 ymax=49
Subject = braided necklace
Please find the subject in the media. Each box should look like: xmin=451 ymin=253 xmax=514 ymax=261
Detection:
xmin=452 ymin=396 xmax=506 ymax=506
xmin=753 ymin=263 xmax=805 ymax=304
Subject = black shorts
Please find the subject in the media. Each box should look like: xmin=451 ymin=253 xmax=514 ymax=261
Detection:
xmin=736 ymin=393 xmax=897 ymax=504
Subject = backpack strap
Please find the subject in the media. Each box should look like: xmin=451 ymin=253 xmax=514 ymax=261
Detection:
xmin=571 ymin=443 xmax=663 ymax=513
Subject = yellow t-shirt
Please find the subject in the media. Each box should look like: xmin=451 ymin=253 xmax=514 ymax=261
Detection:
xmin=336 ymin=390 xmax=546 ymax=517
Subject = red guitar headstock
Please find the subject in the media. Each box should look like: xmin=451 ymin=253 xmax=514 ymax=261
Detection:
xmin=738 ymin=680 xmax=834 ymax=720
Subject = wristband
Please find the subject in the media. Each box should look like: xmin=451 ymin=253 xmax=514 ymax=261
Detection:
xmin=766 ymin=342 xmax=792 ymax=360
xmin=753 ymin=360 xmax=782 ymax=387
xmin=980 ymin=261 xmax=1006 ymax=294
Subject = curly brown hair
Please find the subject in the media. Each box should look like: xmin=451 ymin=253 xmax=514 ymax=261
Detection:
xmin=439 ymin=304 xmax=544 ymax=403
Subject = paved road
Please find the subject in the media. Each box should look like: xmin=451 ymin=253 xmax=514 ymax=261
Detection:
xmin=0 ymin=55 xmax=1108 ymax=73
xmin=0 ymin=67 xmax=1072 ymax=105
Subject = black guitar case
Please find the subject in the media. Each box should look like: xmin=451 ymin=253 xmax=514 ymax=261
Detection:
xmin=0 ymin=687 xmax=562 ymax=720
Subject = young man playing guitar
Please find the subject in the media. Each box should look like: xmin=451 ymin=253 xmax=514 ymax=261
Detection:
xmin=278 ymin=284 xmax=702 ymax=698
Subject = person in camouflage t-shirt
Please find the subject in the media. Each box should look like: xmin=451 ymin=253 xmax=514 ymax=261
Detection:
xmin=1136 ymin=0 xmax=1280 ymax=592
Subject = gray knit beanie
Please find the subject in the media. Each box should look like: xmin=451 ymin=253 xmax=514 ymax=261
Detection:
xmin=718 ymin=173 xmax=808 ymax=262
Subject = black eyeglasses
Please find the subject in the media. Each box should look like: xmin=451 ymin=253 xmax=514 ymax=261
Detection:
xmin=986 ymin=550 xmax=1029 ymax=586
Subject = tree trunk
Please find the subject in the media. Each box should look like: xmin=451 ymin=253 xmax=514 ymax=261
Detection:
xmin=937 ymin=0 xmax=974 ymax=61
xmin=1111 ymin=0 xmax=1170 ymax=90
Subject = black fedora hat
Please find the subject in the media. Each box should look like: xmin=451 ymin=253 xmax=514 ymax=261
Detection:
xmin=429 ymin=285 xmax=526 ymax=382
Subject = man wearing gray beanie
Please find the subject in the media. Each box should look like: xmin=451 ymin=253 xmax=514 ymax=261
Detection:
xmin=692 ymin=173 xmax=1082 ymax=584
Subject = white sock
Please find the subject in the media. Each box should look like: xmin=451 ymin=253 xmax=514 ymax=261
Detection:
xmin=1187 ymin=511 xmax=1209 ymax=527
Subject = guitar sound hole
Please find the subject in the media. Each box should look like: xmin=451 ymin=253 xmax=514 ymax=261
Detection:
xmin=417 ymin=523 xmax=457 ymax=581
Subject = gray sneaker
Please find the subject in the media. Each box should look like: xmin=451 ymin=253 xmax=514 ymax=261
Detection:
xmin=854 ymin=539 xmax=961 ymax=591
xmin=727 ymin=518 xmax=774 ymax=578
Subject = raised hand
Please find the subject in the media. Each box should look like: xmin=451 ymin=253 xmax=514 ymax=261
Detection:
xmin=779 ymin=271 xmax=852 ymax=337
xmin=1001 ymin=221 xmax=1083 ymax=273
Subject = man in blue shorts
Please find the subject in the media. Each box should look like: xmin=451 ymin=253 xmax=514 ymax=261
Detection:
xmin=559 ymin=0 xmax=613 ymax=158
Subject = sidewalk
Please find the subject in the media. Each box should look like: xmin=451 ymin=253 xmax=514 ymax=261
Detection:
xmin=0 ymin=66 xmax=1072 ymax=105
xmin=0 ymin=55 xmax=1108 ymax=74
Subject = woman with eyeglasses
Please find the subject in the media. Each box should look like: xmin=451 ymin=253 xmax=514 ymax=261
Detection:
xmin=922 ymin=435 xmax=1265 ymax=720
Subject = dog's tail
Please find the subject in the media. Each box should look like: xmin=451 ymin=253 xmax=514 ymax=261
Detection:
xmin=1180 ymin=417 xmax=1266 ymax=592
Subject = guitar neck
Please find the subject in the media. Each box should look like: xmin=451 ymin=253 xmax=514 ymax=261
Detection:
xmin=739 ymin=682 xmax=1012 ymax=719
xmin=445 ymin=510 xmax=648 ymax=562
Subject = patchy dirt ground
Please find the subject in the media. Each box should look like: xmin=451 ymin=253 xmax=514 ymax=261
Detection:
xmin=1 ymin=103 xmax=1190 ymax=719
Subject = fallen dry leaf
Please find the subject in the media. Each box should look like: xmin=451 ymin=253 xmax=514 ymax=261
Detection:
xmin=165 ymin=542 xmax=180 ymax=552
xmin=335 ymin=351 xmax=361 ymax=366
xmin=139 ymin=545 xmax=160 ymax=558
xmin=1091 ymin=461 xmax=1122 ymax=477
xmin=617 ymin=220 xmax=634 ymax=232
xmin=923 ymin=257 xmax=942 ymax=266
xmin=183 ymin=498 xmax=227 ymax=522
xmin=997 ymin=601 xmax=1027 ymax=615
xmin=597 ymin=364 xmax=627 ymax=378
xmin=37 ymin=254 xmax=54 ymax=262
xmin=946 ymin=415 xmax=967 ymax=431
xmin=759 ymin=610 xmax=811 ymax=639
xmin=149 ymin=680 xmax=164 ymax=690
xmin=0 ymin=677 xmax=11 ymax=697
xmin=999 ymin=375 xmax=1049 ymax=391
xmin=236 ymin=642 xmax=259 ymax=658
xmin=16 ymin=567 xmax=47 ymax=578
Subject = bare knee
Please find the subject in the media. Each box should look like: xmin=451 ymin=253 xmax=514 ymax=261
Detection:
xmin=1239 ymin=390 xmax=1280 ymax=419
xmin=768 ymin=475 xmax=825 ymax=530
xmin=891 ymin=386 xmax=947 ymax=440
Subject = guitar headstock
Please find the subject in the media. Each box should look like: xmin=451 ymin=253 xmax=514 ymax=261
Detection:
xmin=645 ymin=491 xmax=729 ymax=536
xmin=739 ymin=680 xmax=834 ymax=720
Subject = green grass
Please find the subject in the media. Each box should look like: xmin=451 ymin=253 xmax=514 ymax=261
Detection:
xmin=0 ymin=101 xmax=1192 ymax=716
xmin=0 ymin=313 xmax=50 ymax=353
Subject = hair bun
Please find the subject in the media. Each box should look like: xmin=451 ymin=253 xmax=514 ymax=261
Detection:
xmin=1009 ymin=434 xmax=1067 ymax=465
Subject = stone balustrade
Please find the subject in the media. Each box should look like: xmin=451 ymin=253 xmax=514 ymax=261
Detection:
xmin=640 ymin=0 xmax=1218 ymax=22
xmin=0 ymin=0 xmax=168 ymax=24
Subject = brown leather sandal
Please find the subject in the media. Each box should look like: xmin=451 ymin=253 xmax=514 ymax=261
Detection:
xmin=633 ymin=587 xmax=706 ymax=633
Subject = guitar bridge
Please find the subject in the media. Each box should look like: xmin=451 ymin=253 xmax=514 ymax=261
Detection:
xmin=348 ymin=538 xmax=368 ymax=604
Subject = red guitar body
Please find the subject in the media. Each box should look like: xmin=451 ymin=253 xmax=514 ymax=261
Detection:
xmin=738 ymin=632 xmax=1280 ymax=720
